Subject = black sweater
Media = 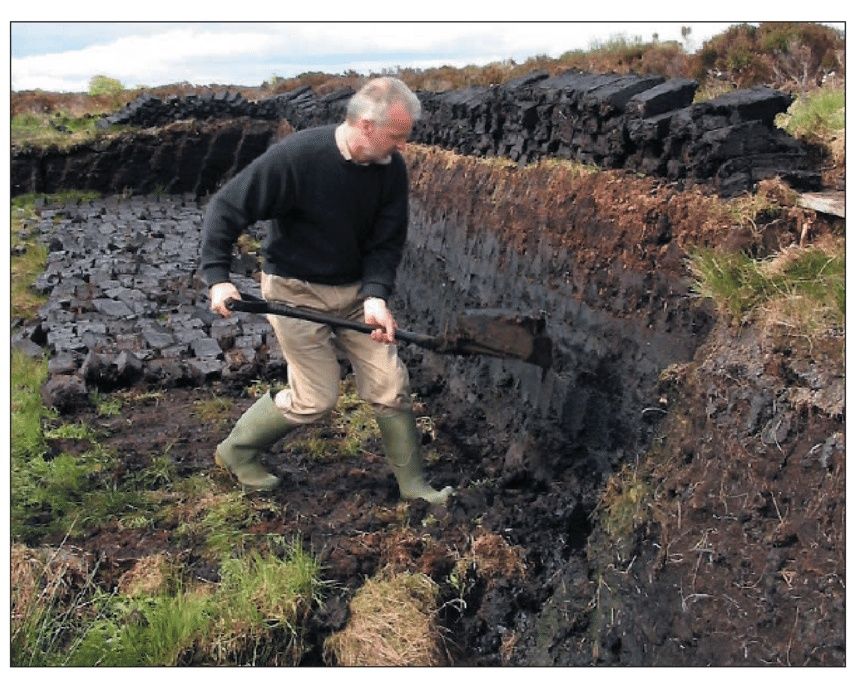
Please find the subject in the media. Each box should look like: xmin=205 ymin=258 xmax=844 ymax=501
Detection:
xmin=200 ymin=125 xmax=409 ymax=300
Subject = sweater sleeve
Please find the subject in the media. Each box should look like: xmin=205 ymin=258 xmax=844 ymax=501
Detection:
xmin=199 ymin=144 xmax=291 ymax=287
xmin=360 ymin=157 xmax=409 ymax=300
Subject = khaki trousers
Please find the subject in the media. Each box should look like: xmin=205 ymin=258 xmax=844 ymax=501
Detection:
xmin=260 ymin=273 xmax=412 ymax=424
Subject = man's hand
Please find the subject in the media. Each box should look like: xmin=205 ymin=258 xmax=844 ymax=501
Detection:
xmin=363 ymin=297 xmax=397 ymax=344
xmin=209 ymin=281 xmax=241 ymax=318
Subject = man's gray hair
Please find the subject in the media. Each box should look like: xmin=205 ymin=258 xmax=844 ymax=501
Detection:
xmin=346 ymin=77 xmax=422 ymax=125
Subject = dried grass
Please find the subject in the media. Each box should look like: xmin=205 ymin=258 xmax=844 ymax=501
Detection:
xmin=322 ymin=571 xmax=445 ymax=666
xmin=11 ymin=542 xmax=97 ymax=651
xmin=461 ymin=531 xmax=528 ymax=583
xmin=10 ymin=544 xmax=42 ymax=622
xmin=117 ymin=553 xmax=174 ymax=597
xmin=11 ymin=544 xmax=93 ymax=612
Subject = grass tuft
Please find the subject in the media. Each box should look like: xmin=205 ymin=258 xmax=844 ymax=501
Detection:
xmin=11 ymin=544 xmax=106 ymax=666
xmin=11 ymin=111 xmax=127 ymax=149
xmin=192 ymin=396 xmax=234 ymax=427
xmin=65 ymin=590 xmax=212 ymax=667
xmin=776 ymin=86 xmax=845 ymax=138
xmin=688 ymin=242 xmax=845 ymax=334
xmin=201 ymin=545 xmax=323 ymax=665
xmin=90 ymin=391 xmax=123 ymax=417
xmin=323 ymin=570 xmax=445 ymax=666
xmin=596 ymin=468 xmax=651 ymax=539
xmin=289 ymin=376 xmax=381 ymax=460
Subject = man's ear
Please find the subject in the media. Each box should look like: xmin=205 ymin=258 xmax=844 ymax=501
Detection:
xmin=359 ymin=118 xmax=374 ymax=136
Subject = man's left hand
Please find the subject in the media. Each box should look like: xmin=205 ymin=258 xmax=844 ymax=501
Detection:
xmin=363 ymin=297 xmax=397 ymax=344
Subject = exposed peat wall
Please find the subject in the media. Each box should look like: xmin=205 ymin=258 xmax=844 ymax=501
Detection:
xmin=10 ymin=118 xmax=282 ymax=198
xmin=395 ymin=148 xmax=719 ymax=477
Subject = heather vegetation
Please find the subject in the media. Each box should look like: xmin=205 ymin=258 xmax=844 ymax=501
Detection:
xmin=692 ymin=22 xmax=844 ymax=91
xmin=262 ymin=23 xmax=843 ymax=96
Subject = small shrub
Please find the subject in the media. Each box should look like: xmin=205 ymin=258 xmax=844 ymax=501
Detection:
xmin=692 ymin=22 xmax=844 ymax=91
xmin=88 ymin=74 xmax=124 ymax=97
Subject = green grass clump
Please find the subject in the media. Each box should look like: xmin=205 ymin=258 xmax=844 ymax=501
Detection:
xmin=17 ymin=541 xmax=323 ymax=667
xmin=11 ymin=350 xmax=52 ymax=459
xmin=44 ymin=421 xmax=98 ymax=441
xmin=12 ymin=438 xmax=151 ymax=540
xmin=287 ymin=377 xmax=380 ymax=460
xmin=11 ymin=349 xmax=156 ymax=541
xmin=776 ymin=86 xmax=845 ymax=138
xmin=11 ymin=546 xmax=108 ymax=666
xmin=204 ymin=546 xmax=322 ymax=665
xmin=90 ymin=391 xmax=123 ymax=417
xmin=688 ymin=244 xmax=845 ymax=331
xmin=192 ymin=396 xmax=234 ymax=427
xmin=198 ymin=492 xmax=257 ymax=559
xmin=11 ymin=112 xmax=110 ymax=149
xmin=134 ymin=452 xmax=178 ymax=489
xmin=64 ymin=591 xmax=212 ymax=667
xmin=173 ymin=485 xmax=282 ymax=561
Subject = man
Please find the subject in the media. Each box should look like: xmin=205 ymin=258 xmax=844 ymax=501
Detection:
xmin=200 ymin=77 xmax=452 ymax=505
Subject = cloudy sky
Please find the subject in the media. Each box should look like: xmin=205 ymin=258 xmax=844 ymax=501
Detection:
xmin=6 ymin=0 xmax=847 ymax=92
xmin=8 ymin=21 xmax=750 ymax=93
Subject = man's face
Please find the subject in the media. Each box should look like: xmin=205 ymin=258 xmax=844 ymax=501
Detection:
xmin=361 ymin=102 xmax=414 ymax=161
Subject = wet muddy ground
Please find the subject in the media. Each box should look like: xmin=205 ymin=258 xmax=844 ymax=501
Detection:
xmin=38 ymin=376 xmax=556 ymax=665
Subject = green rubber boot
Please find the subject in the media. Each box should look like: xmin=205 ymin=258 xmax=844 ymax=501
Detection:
xmin=376 ymin=410 xmax=453 ymax=505
xmin=214 ymin=391 xmax=298 ymax=492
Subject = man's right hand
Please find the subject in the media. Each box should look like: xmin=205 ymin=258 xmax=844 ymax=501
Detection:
xmin=209 ymin=281 xmax=241 ymax=317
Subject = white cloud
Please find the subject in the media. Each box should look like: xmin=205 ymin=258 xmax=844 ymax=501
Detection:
xmin=12 ymin=27 xmax=283 ymax=90
xmin=11 ymin=22 xmax=743 ymax=92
